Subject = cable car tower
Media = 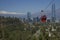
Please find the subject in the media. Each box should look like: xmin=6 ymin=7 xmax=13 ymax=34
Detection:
xmin=51 ymin=1 xmax=56 ymax=22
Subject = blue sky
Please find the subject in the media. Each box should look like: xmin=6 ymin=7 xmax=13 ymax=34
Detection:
xmin=0 ymin=0 xmax=60 ymax=14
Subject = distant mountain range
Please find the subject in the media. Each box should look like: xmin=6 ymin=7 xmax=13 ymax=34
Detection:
xmin=0 ymin=8 xmax=60 ymax=19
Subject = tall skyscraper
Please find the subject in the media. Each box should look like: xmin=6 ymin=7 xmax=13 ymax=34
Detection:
xmin=27 ymin=12 xmax=31 ymax=22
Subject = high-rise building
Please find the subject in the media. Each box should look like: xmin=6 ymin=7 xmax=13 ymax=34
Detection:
xmin=27 ymin=12 xmax=31 ymax=22
xmin=33 ymin=17 xmax=40 ymax=23
xmin=36 ymin=17 xmax=40 ymax=22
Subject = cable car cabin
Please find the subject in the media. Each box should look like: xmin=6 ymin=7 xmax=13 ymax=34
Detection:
xmin=41 ymin=15 xmax=47 ymax=23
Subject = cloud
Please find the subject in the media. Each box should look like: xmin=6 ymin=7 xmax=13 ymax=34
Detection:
xmin=0 ymin=11 xmax=24 ymax=14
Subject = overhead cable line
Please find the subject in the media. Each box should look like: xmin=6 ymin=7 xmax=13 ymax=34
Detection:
xmin=44 ymin=0 xmax=55 ymax=10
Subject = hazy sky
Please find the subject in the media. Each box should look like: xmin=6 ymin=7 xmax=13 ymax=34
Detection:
xmin=0 ymin=0 xmax=60 ymax=13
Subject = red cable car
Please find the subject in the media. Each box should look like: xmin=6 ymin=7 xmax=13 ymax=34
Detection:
xmin=40 ymin=10 xmax=47 ymax=23
xmin=41 ymin=15 xmax=47 ymax=23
